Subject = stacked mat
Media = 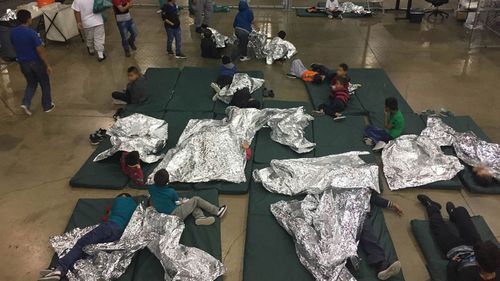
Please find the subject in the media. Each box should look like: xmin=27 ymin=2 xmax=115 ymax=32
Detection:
xmin=411 ymin=216 xmax=497 ymax=281
xmin=49 ymin=190 xmax=222 ymax=281
xmin=243 ymin=164 xmax=405 ymax=281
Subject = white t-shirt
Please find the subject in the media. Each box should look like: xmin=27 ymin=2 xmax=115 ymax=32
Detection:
xmin=326 ymin=0 xmax=340 ymax=10
xmin=72 ymin=0 xmax=104 ymax=29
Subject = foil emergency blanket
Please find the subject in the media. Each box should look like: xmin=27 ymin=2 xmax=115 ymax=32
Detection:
xmin=206 ymin=27 xmax=228 ymax=48
xmin=341 ymin=2 xmax=369 ymax=14
xmin=262 ymin=36 xmax=298 ymax=65
xmin=454 ymin=132 xmax=500 ymax=181
xmin=254 ymin=152 xmax=380 ymax=195
xmin=382 ymin=134 xmax=464 ymax=190
xmin=247 ymin=30 xmax=267 ymax=60
xmin=216 ymin=73 xmax=265 ymax=104
xmin=148 ymin=107 xmax=315 ymax=184
xmin=49 ymin=205 xmax=225 ymax=281
xmin=0 ymin=9 xmax=16 ymax=21
xmin=271 ymin=187 xmax=371 ymax=281
xmin=94 ymin=113 xmax=168 ymax=163
xmin=420 ymin=116 xmax=457 ymax=146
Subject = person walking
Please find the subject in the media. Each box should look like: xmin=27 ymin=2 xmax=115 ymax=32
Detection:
xmin=193 ymin=0 xmax=212 ymax=33
xmin=10 ymin=10 xmax=54 ymax=116
xmin=72 ymin=0 xmax=106 ymax=61
xmin=113 ymin=0 xmax=138 ymax=57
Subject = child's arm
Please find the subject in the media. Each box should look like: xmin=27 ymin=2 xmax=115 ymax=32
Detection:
xmin=131 ymin=166 xmax=145 ymax=186
xmin=164 ymin=18 xmax=175 ymax=26
xmin=383 ymin=110 xmax=393 ymax=129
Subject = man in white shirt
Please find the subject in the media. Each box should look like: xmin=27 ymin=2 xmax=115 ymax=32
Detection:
xmin=72 ymin=0 xmax=106 ymax=61
xmin=325 ymin=0 xmax=343 ymax=19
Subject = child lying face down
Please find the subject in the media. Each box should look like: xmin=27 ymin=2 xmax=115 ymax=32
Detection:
xmin=120 ymin=151 xmax=145 ymax=186
xmin=287 ymin=59 xmax=326 ymax=83
xmin=148 ymin=169 xmax=228 ymax=226
xmin=312 ymin=77 xmax=350 ymax=119
xmin=111 ymin=66 xmax=148 ymax=105
xmin=473 ymin=165 xmax=496 ymax=187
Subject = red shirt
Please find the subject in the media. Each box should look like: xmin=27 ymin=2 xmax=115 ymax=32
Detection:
xmin=113 ymin=0 xmax=130 ymax=14
xmin=245 ymin=147 xmax=252 ymax=160
xmin=120 ymin=152 xmax=145 ymax=186
xmin=330 ymin=86 xmax=350 ymax=104
xmin=330 ymin=74 xmax=350 ymax=89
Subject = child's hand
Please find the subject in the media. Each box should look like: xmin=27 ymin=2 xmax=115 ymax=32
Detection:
xmin=242 ymin=141 xmax=250 ymax=150
xmin=391 ymin=203 xmax=404 ymax=216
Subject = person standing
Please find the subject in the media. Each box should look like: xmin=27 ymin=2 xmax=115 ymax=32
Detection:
xmin=233 ymin=1 xmax=256 ymax=62
xmin=161 ymin=0 xmax=187 ymax=59
xmin=10 ymin=10 xmax=55 ymax=116
xmin=113 ymin=0 xmax=138 ymax=57
xmin=72 ymin=0 xmax=106 ymax=61
xmin=193 ymin=0 xmax=212 ymax=33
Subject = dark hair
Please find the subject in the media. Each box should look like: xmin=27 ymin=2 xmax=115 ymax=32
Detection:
xmin=339 ymin=63 xmax=348 ymax=72
xmin=125 ymin=151 xmax=140 ymax=166
xmin=312 ymin=74 xmax=323 ymax=84
xmin=336 ymin=76 xmax=348 ymax=86
xmin=473 ymin=170 xmax=493 ymax=187
xmin=474 ymin=241 xmax=500 ymax=273
xmin=203 ymin=28 xmax=213 ymax=38
xmin=154 ymin=169 xmax=170 ymax=186
xmin=277 ymin=30 xmax=287 ymax=39
xmin=116 ymin=192 xmax=132 ymax=198
xmin=222 ymin=55 xmax=231 ymax=65
xmin=17 ymin=10 xmax=32 ymax=24
xmin=385 ymin=97 xmax=398 ymax=111
xmin=127 ymin=66 xmax=140 ymax=75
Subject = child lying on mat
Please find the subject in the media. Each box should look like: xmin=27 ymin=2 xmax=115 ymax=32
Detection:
xmin=417 ymin=194 xmax=500 ymax=281
xmin=311 ymin=76 xmax=350 ymax=120
xmin=290 ymin=61 xmax=350 ymax=88
xmin=111 ymin=66 xmax=147 ymax=105
xmin=473 ymin=165 xmax=498 ymax=187
xmin=120 ymin=151 xmax=145 ymax=186
xmin=363 ymin=97 xmax=405 ymax=151
xmin=148 ymin=169 xmax=228 ymax=226
xmin=287 ymin=59 xmax=326 ymax=84
xmin=38 ymin=193 xmax=138 ymax=281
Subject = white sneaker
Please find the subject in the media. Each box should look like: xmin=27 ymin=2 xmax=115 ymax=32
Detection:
xmin=373 ymin=141 xmax=387 ymax=151
xmin=195 ymin=216 xmax=215 ymax=226
xmin=212 ymin=94 xmax=219 ymax=101
xmin=210 ymin=82 xmax=221 ymax=94
xmin=377 ymin=261 xmax=401 ymax=280
xmin=363 ymin=137 xmax=374 ymax=146
xmin=333 ymin=115 xmax=346 ymax=121
xmin=240 ymin=56 xmax=251 ymax=62
xmin=44 ymin=103 xmax=55 ymax=113
xmin=20 ymin=105 xmax=32 ymax=116
xmin=328 ymin=15 xmax=333 ymax=19
xmin=112 ymin=99 xmax=127 ymax=105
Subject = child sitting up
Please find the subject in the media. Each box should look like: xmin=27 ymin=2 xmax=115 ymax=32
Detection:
xmin=326 ymin=0 xmax=342 ymax=19
xmin=211 ymin=56 xmax=237 ymax=93
xmin=112 ymin=66 xmax=147 ymax=105
xmin=148 ymin=169 xmax=228 ymax=226
xmin=120 ymin=151 xmax=145 ymax=186
xmin=312 ymin=76 xmax=350 ymax=119
xmin=287 ymin=59 xmax=325 ymax=84
xmin=363 ymin=97 xmax=406 ymax=151
xmin=200 ymin=29 xmax=221 ymax=59
xmin=329 ymin=63 xmax=350 ymax=88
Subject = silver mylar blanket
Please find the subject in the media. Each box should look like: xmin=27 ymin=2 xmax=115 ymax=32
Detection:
xmin=0 ymin=9 xmax=16 ymax=21
xmin=205 ymin=27 xmax=228 ymax=48
xmin=254 ymin=151 xmax=380 ymax=195
xmin=147 ymin=107 xmax=315 ymax=184
xmin=420 ymin=116 xmax=457 ymax=146
xmin=382 ymin=134 xmax=464 ymax=190
xmin=216 ymin=73 xmax=265 ymax=104
xmin=341 ymin=2 xmax=370 ymax=14
xmin=49 ymin=205 xmax=225 ymax=281
xmin=271 ymin=187 xmax=371 ymax=281
xmin=263 ymin=36 xmax=297 ymax=65
xmin=247 ymin=30 xmax=267 ymax=60
xmin=93 ymin=113 xmax=168 ymax=163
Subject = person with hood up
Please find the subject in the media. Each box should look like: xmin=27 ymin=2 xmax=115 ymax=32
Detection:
xmin=233 ymin=1 xmax=257 ymax=62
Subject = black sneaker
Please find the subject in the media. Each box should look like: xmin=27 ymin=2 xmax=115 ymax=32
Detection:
xmin=96 ymin=128 xmax=107 ymax=137
xmin=167 ymin=50 xmax=174 ymax=55
xmin=128 ymin=38 xmax=137 ymax=50
xmin=89 ymin=133 xmax=104 ymax=145
xmin=175 ymin=53 xmax=187 ymax=59
xmin=446 ymin=202 xmax=455 ymax=216
xmin=417 ymin=194 xmax=442 ymax=209
xmin=217 ymin=205 xmax=227 ymax=218
xmin=44 ymin=103 xmax=55 ymax=113
xmin=201 ymin=24 xmax=209 ymax=29
xmin=125 ymin=49 xmax=131 ymax=57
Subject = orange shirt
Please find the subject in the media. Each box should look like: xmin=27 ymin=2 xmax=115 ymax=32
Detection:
xmin=302 ymin=70 xmax=319 ymax=82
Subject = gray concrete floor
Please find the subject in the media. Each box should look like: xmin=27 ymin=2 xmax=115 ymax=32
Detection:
xmin=0 ymin=7 xmax=499 ymax=281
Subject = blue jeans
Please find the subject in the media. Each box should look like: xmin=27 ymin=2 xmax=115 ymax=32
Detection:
xmin=19 ymin=60 xmax=52 ymax=110
xmin=364 ymin=125 xmax=393 ymax=143
xmin=116 ymin=19 xmax=138 ymax=51
xmin=57 ymin=221 xmax=123 ymax=274
xmin=165 ymin=26 xmax=182 ymax=55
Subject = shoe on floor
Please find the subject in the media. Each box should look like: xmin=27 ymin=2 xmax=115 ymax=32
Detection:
xmin=96 ymin=128 xmax=107 ymax=137
xmin=240 ymin=56 xmax=251 ymax=62
xmin=417 ymin=194 xmax=442 ymax=209
xmin=446 ymin=201 xmax=456 ymax=216
xmin=38 ymin=269 xmax=62 ymax=281
xmin=44 ymin=103 xmax=55 ymax=113
xmin=20 ymin=104 xmax=32 ymax=116
xmin=89 ymin=133 xmax=104 ymax=145
xmin=372 ymin=141 xmax=386 ymax=151
xmin=333 ymin=115 xmax=346 ymax=121
xmin=112 ymin=98 xmax=128 ymax=105
xmin=128 ymin=38 xmax=137 ymax=50
xmin=175 ymin=53 xmax=187 ymax=59
xmin=39 ymin=268 xmax=55 ymax=277
xmin=98 ymin=54 xmax=106 ymax=62
xmin=87 ymin=47 xmax=95 ymax=56
xmin=311 ymin=110 xmax=325 ymax=117
xmin=328 ymin=14 xmax=333 ymax=19
xmin=167 ymin=50 xmax=174 ymax=55
xmin=377 ymin=261 xmax=401 ymax=280
xmin=210 ymin=82 xmax=221 ymax=94
xmin=363 ymin=137 xmax=374 ymax=146
xmin=195 ymin=216 xmax=215 ymax=226
xmin=217 ymin=205 xmax=228 ymax=218
xmin=286 ymin=73 xmax=297 ymax=79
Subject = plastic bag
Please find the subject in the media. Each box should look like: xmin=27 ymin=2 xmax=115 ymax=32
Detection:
xmin=93 ymin=0 xmax=113 ymax=13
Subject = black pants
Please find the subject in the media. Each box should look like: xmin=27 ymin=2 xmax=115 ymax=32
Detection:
xmin=427 ymin=205 xmax=482 ymax=255
xmin=230 ymin=88 xmax=261 ymax=109
xmin=112 ymin=91 xmax=131 ymax=104
xmin=235 ymin=28 xmax=249 ymax=57
xmin=319 ymin=99 xmax=346 ymax=116
xmin=310 ymin=64 xmax=335 ymax=82
xmin=359 ymin=219 xmax=389 ymax=272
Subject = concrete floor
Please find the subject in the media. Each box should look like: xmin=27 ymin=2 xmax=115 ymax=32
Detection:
xmin=0 ymin=6 xmax=499 ymax=281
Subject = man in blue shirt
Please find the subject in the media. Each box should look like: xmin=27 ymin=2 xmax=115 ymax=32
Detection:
xmin=10 ymin=10 xmax=54 ymax=116
xmin=38 ymin=193 xmax=138 ymax=281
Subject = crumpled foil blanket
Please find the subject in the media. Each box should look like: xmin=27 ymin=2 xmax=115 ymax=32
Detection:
xmin=382 ymin=134 xmax=464 ymax=190
xmin=253 ymin=151 xmax=380 ymax=195
xmin=216 ymin=73 xmax=265 ymax=104
xmin=93 ymin=113 xmax=168 ymax=163
xmin=419 ymin=116 xmax=457 ymax=146
xmin=262 ymin=36 xmax=297 ymax=65
xmin=147 ymin=107 xmax=315 ymax=184
xmin=271 ymin=187 xmax=371 ymax=281
xmin=341 ymin=2 xmax=369 ymax=14
xmin=0 ymin=9 xmax=16 ymax=21
xmin=205 ymin=27 xmax=228 ymax=48
xmin=247 ymin=31 xmax=267 ymax=60
xmin=49 ymin=205 xmax=225 ymax=281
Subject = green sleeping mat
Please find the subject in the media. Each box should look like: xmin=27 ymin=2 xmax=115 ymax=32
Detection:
xmin=411 ymin=216 xmax=497 ymax=281
xmin=350 ymin=69 xmax=414 ymax=114
xmin=295 ymin=8 xmax=372 ymax=18
xmin=50 ymin=190 xmax=222 ymax=281
xmin=244 ymin=165 xmax=404 ymax=281
xmin=70 ymin=137 xmax=129 ymax=189
xmin=313 ymin=115 xmax=374 ymax=163
xmin=213 ymin=70 xmax=265 ymax=114
xmin=166 ymin=67 xmax=219 ymax=112
xmin=304 ymin=81 xmax=367 ymax=115
xmin=253 ymin=100 xmax=315 ymax=164
xmin=121 ymin=68 xmax=181 ymax=119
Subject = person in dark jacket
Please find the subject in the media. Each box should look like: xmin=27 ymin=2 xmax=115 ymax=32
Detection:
xmin=230 ymin=88 xmax=261 ymax=109
xmin=161 ymin=0 xmax=186 ymax=59
xmin=312 ymin=76 xmax=350 ymax=119
xmin=233 ymin=1 xmax=256 ymax=62
xmin=200 ymin=29 xmax=221 ymax=58
xmin=417 ymin=194 xmax=500 ymax=281
xmin=112 ymin=66 xmax=147 ymax=104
